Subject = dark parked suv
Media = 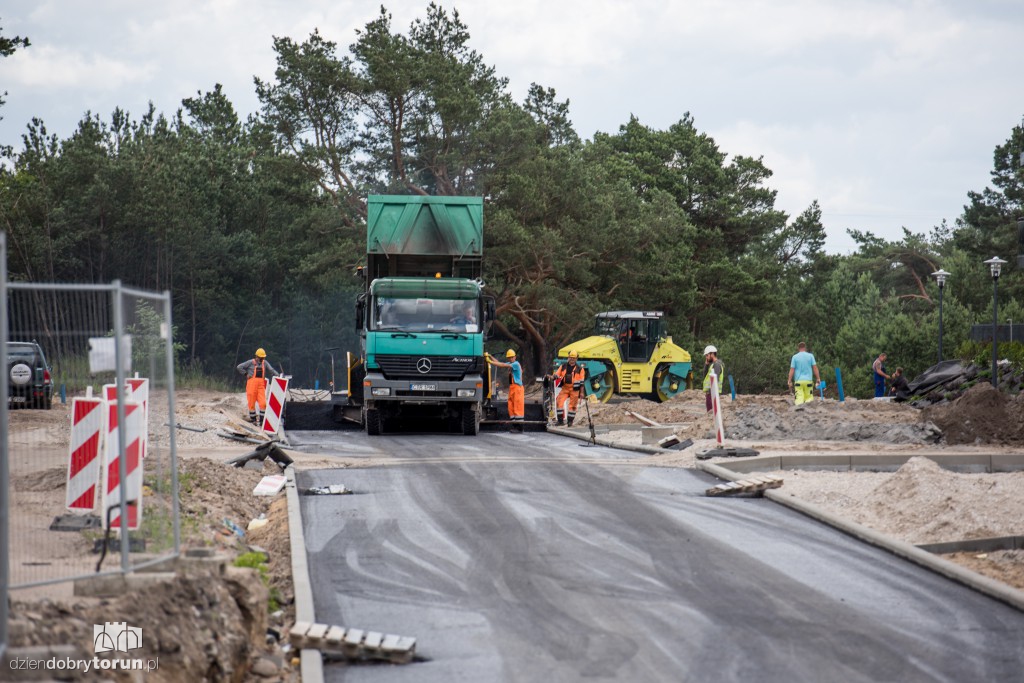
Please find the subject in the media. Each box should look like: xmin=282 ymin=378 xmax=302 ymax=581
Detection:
xmin=7 ymin=341 xmax=53 ymax=409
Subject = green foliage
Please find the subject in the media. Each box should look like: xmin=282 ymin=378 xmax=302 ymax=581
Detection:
xmin=719 ymin=318 xmax=799 ymax=394
xmin=956 ymin=340 xmax=1024 ymax=373
xmin=0 ymin=19 xmax=30 ymax=118
xmin=233 ymin=551 xmax=281 ymax=612
xmin=0 ymin=4 xmax=1021 ymax=393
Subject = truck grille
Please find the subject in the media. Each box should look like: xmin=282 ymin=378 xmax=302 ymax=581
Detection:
xmin=375 ymin=355 xmax=479 ymax=381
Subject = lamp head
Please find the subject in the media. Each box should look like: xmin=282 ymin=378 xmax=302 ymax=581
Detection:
xmin=931 ymin=268 xmax=951 ymax=287
xmin=984 ymin=256 xmax=1007 ymax=279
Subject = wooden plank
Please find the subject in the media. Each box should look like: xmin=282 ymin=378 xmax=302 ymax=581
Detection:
xmin=290 ymin=622 xmax=418 ymax=663
xmin=706 ymin=475 xmax=784 ymax=497
xmin=623 ymin=410 xmax=663 ymax=427
xmin=342 ymin=628 xmax=364 ymax=657
xmin=393 ymin=636 xmax=417 ymax=653
xmin=324 ymin=625 xmax=346 ymax=651
xmin=288 ymin=621 xmax=312 ymax=648
xmin=224 ymin=417 xmax=271 ymax=439
xmin=380 ymin=634 xmax=417 ymax=664
xmin=306 ymin=623 xmax=329 ymax=645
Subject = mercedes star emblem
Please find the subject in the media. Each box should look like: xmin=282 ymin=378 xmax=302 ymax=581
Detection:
xmin=416 ymin=358 xmax=432 ymax=374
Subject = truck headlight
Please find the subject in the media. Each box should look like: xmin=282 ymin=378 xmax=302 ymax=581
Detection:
xmin=371 ymin=387 xmax=391 ymax=397
xmin=457 ymin=388 xmax=476 ymax=398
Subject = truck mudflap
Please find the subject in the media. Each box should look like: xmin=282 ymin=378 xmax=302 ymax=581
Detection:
xmin=480 ymin=375 xmax=551 ymax=431
xmin=480 ymin=399 xmax=548 ymax=431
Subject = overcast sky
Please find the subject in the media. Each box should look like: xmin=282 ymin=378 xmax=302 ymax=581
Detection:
xmin=2 ymin=0 xmax=1023 ymax=253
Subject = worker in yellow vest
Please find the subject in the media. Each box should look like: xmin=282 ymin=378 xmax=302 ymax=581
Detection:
xmin=701 ymin=345 xmax=723 ymax=413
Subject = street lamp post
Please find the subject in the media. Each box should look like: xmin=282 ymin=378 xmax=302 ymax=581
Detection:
xmin=932 ymin=269 xmax=951 ymax=363
xmin=984 ymin=257 xmax=1007 ymax=388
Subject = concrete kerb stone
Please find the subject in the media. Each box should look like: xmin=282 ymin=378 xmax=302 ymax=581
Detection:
xmin=917 ymin=535 xmax=1024 ymax=555
xmin=546 ymin=425 xmax=667 ymax=455
xmin=641 ymin=427 xmax=677 ymax=444
xmin=284 ymin=465 xmax=324 ymax=683
xmin=696 ymin=459 xmax=1024 ymax=614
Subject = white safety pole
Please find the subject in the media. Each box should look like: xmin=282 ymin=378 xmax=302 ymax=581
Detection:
xmin=710 ymin=370 xmax=726 ymax=445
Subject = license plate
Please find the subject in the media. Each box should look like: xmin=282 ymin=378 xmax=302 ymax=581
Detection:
xmin=410 ymin=383 xmax=436 ymax=391
xmin=9 ymin=396 xmax=25 ymax=403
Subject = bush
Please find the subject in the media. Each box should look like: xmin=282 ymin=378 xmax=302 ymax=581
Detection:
xmin=233 ymin=551 xmax=282 ymax=611
xmin=955 ymin=340 xmax=1024 ymax=373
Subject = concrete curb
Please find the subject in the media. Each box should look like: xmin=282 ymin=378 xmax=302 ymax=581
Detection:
xmin=545 ymin=425 xmax=666 ymax=455
xmin=697 ymin=460 xmax=1024 ymax=613
xmin=285 ymin=465 xmax=323 ymax=682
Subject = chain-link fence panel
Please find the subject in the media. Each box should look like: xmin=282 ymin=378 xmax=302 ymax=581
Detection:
xmin=4 ymin=281 xmax=179 ymax=591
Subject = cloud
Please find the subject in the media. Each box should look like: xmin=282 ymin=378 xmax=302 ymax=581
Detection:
xmin=4 ymin=44 xmax=155 ymax=91
xmin=1 ymin=0 xmax=1021 ymax=256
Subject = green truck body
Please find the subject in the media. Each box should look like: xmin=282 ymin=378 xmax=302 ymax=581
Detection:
xmin=352 ymin=195 xmax=491 ymax=435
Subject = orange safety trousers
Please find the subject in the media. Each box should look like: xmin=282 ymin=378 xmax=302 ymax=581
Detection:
xmin=556 ymin=385 xmax=580 ymax=419
xmin=508 ymin=383 xmax=525 ymax=419
xmin=246 ymin=376 xmax=268 ymax=411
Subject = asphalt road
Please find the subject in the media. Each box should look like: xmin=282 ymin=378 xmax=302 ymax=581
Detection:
xmin=293 ymin=429 xmax=1024 ymax=683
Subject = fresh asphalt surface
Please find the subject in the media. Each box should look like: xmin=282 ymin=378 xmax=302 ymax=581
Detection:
xmin=291 ymin=428 xmax=1024 ymax=682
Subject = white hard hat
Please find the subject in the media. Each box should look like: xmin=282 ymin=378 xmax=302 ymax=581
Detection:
xmin=703 ymin=345 xmax=717 ymax=356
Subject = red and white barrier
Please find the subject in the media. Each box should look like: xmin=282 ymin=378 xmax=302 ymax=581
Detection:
xmin=101 ymin=400 xmax=144 ymax=530
xmin=127 ymin=377 xmax=149 ymax=459
xmin=262 ymin=376 xmax=290 ymax=435
xmin=104 ymin=378 xmax=149 ymax=459
xmin=64 ymin=397 xmax=105 ymax=512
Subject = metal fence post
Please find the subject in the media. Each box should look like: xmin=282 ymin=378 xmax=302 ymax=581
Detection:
xmin=1 ymin=232 xmax=10 ymax=657
xmin=112 ymin=280 xmax=130 ymax=572
xmin=163 ymin=291 xmax=181 ymax=553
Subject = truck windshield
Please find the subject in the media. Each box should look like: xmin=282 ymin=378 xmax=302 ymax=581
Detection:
xmin=371 ymin=296 xmax=480 ymax=333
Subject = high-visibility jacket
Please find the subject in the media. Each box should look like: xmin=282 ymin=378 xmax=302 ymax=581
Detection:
xmin=554 ymin=361 xmax=586 ymax=390
xmin=702 ymin=359 xmax=724 ymax=392
xmin=237 ymin=358 xmax=279 ymax=380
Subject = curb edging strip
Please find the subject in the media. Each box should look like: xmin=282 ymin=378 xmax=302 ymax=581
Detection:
xmin=285 ymin=465 xmax=324 ymax=682
xmin=697 ymin=459 xmax=1024 ymax=613
xmin=546 ymin=426 xmax=1024 ymax=613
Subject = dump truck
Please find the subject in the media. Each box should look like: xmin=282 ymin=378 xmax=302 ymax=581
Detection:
xmin=555 ymin=311 xmax=692 ymax=403
xmin=341 ymin=195 xmax=495 ymax=435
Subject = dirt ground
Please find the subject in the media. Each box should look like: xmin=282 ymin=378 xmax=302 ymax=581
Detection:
xmin=5 ymin=383 xmax=1024 ymax=680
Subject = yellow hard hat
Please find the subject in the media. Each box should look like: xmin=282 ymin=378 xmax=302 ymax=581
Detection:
xmin=505 ymin=349 xmax=516 ymax=359
xmin=568 ymin=350 xmax=579 ymax=359
xmin=256 ymin=348 xmax=266 ymax=358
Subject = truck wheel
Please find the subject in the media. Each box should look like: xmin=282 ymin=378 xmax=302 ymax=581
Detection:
xmin=461 ymin=407 xmax=479 ymax=435
xmin=365 ymin=408 xmax=383 ymax=436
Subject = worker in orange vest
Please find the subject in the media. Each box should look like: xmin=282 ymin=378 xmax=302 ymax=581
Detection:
xmin=553 ymin=350 xmax=587 ymax=426
xmin=486 ymin=349 xmax=524 ymax=428
xmin=236 ymin=348 xmax=279 ymax=424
